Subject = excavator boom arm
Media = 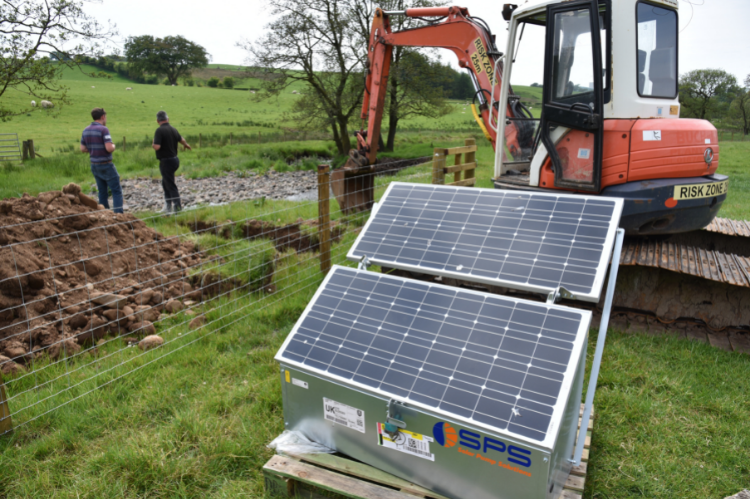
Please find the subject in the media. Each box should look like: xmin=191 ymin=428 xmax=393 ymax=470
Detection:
xmin=358 ymin=6 xmax=531 ymax=164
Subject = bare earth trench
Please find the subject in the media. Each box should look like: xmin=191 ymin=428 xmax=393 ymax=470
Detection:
xmin=96 ymin=170 xmax=318 ymax=213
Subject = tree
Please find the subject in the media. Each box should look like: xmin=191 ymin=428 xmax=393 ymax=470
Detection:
xmin=730 ymin=75 xmax=750 ymax=136
xmin=240 ymin=0 xmax=362 ymax=155
xmin=0 ymin=0 xmax=115 ymax=121
xmin=351 ymin=0 xmax=451 ymax=151
xmin=679 ymin=69 xmax=737 ymax=120
xmin=381 ymin=52 xmax=452 ymax=150
xmin=125 ymin=35 xmax=209 ymax=85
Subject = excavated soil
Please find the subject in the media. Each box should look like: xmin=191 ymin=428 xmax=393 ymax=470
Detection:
xmin=0 ymin=185 xmax=259 ymax=376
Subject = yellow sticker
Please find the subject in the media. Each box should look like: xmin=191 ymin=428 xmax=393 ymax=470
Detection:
xmin=673 ymin=180 xmax=727 ymax=200
xmin=284 ymin=370 xmax=290 ymax=383
xmin=670 ymin=105 xmax=679 ymax=116
xmin=471 ymin=38 xmax=495 ymax=84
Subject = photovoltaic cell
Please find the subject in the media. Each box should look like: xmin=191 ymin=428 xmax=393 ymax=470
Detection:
xmin=277 ymin=266 xmax=591 ymax=444
xmin=347 ymin=183 xmax=623 ymax=302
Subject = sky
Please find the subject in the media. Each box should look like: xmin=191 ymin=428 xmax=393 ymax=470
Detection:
xmin=85 ymin=0 xmax=748 ymax=86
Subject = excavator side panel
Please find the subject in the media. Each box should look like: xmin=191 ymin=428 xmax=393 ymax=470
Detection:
xmin=537 ymin=120 xmax=634 ymax=189
xmin=628 ymin=119 xmax=719 ymax=181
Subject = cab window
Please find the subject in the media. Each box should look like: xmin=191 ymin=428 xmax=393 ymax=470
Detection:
xmin=636 ymin=2 xmax=678 ymax=98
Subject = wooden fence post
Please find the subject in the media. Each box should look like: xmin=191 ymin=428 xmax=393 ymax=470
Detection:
xmin=199 ymin=133 xmax=202 ymax=148
xmin=464 ymin=138 xmax=476 ymax=184
xmin=123 ymin=136 xmax=127 ymax=152
xmin=432 ymin=148 xmax=446 ymax=184
xmin=318 ymin=165 xmax=331 ymax=274
xmin=28 ymin=139 xmax=35 ymax=159
xmin=0 ymin=372 xmax=12 ymax=435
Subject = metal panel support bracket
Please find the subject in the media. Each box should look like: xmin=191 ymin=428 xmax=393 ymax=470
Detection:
xmin=569 ymin=228 xmax=625 ymax=465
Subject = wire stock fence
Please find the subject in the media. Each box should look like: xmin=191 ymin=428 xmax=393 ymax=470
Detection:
xmin=0 ymin=153 xmax=439 ymax=437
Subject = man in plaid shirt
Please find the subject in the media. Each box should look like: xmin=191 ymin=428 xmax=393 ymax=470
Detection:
xmin=80 ymin=108 xmax=124 ymax=213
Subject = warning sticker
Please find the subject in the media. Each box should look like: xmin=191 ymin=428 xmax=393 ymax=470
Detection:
xmin=323 ymin=398 xmax=365 ymax=433
xmin=577 ymin=148 xmax=591 ymax=160
xmin=643 ymin=130 xmax=662 ymax=141
xmin=377 ymin=423 xmax=435 ymax=461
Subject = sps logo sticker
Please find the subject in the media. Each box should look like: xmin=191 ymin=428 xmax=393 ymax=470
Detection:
xmin=432 ymin=422 xmax=458 ymax=448
xmin=432 ymin=422 xmax=533 ymax=477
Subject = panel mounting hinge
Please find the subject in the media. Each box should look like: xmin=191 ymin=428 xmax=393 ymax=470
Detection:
xmin=358 ymin=255 xmax=371 ymax=270
xmin=547 ymin=286 xmax=576 ymax=304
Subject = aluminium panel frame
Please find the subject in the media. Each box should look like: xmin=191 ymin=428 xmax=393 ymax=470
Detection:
xmin=346 ymin=182 xmax=624 ymax=303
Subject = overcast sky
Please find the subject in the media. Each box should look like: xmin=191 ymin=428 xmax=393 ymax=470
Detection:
xmin=86 ymin=0 xmax=748 ymax=85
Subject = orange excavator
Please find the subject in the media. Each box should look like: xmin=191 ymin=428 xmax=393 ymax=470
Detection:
xmin=339 ymin=0 xmax=750 ymax=332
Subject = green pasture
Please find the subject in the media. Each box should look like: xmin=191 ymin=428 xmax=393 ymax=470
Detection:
xmin=0 ymin=63 xmax=487 ymax=154
xmin=0 ymin=66 xmax=749 ymax=499
xmin=0 ymin=162 xmax=748 ymax=498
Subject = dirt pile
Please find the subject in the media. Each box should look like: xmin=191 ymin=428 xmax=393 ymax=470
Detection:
xmin=0 ymin=185 xmax=208 ymax=375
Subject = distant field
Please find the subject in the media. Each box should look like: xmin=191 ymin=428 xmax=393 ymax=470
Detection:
xmin=0 ymin=64 xmax=529 ymax=154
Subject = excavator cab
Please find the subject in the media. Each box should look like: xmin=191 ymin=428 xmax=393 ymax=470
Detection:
xmin=496 ymin=0 xmax=608 ymax=192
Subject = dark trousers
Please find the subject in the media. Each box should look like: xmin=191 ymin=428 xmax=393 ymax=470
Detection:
xmin=159 ymin=157 xmax=181 ymax=210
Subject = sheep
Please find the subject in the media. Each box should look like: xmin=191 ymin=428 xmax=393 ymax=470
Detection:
xmin=41 ymin=100 xmax=54 ymax=109
xmin=30 ymin=100 xmax=36 ymax=107
xmin=291 ymin=90 xmax=298 ymax=94
xmin=126 ymin=87 xmax=132 ymax=91
xmin=91 ymin=86 xmax=95 ymax=89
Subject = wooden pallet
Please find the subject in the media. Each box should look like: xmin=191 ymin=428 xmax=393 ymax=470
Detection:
xmin=264 ymin=404 xmax=594 ymax=499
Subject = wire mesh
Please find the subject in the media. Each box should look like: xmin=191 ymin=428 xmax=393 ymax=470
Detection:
xmin=0 ymin=156 xmax=435 ymax=436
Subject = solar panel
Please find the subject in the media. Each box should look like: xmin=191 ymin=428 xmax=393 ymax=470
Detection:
xmin=276 ymin=266 xmax=591 ymax=446
xmin=347 ymin=183 xmax=623 ymax=302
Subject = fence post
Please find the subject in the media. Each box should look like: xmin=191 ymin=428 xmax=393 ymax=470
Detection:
xmin=28 ymin=139 xmax=35 ymax=159
xmin=22 ymin=141 xmax=29 ymax=161
xmin=123 ymin=136 xmax=127 ymax=152
xmin=0 ymin=373 xmax=11 ymax=435
xmin=318 ymin=165 xmax=331 ymax=274
xmin=199 ymin=133 xmax=202 ymax=149
xmin=464 ymin=138 xmax=476 ymax=185
xmin=432 ymin=148 xmax=446 ymax=185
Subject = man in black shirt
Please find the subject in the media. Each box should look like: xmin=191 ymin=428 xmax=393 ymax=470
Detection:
xmin=153 ymin=110 xmax=192 ymax=212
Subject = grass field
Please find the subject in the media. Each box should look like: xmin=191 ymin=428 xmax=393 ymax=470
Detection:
xmin=0 ymin=64 xmax=482 ymax=155
xmin=1 ymin=68 xmax=749 ymax=499
xmin=0 ymin=159 xmax=748 ymax=498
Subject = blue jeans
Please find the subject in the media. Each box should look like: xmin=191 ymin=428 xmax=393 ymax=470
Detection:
xmin=90 ymin=163 xmax=124 ymax=213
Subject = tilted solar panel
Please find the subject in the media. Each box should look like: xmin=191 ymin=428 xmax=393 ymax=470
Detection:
xmin=276 ymin=266 xmax=591 ymax=446
xmin=347 ymin=183 xmax=623 ymax=302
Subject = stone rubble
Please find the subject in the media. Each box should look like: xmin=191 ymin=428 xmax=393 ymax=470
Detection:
xmin=107 ymin=170 xmax=317 ymax=213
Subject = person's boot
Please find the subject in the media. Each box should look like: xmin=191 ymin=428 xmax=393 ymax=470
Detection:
xmin=161 ymin=201 xmax=172 ymax=214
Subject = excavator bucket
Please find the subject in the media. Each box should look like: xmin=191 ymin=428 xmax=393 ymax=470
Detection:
xmin=330 ymin=150 xmax=374 ymax=215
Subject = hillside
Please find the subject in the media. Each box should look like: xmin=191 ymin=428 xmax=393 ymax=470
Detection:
xmin=1 ymin=64 xmax=542 ymax=154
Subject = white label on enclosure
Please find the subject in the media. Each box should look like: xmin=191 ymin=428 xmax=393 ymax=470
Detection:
xmin=643 ymin=130 xmax=662 ymax=141
xmin=292 ymin=378 xmax=308 ymax=389
xmin=577 ymin=148 xmax=591 ymax=159
xmin=377 ymin=423 xmax=435 ymax=461
xmin=323 ymin=398 xmax=365 ymax=433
